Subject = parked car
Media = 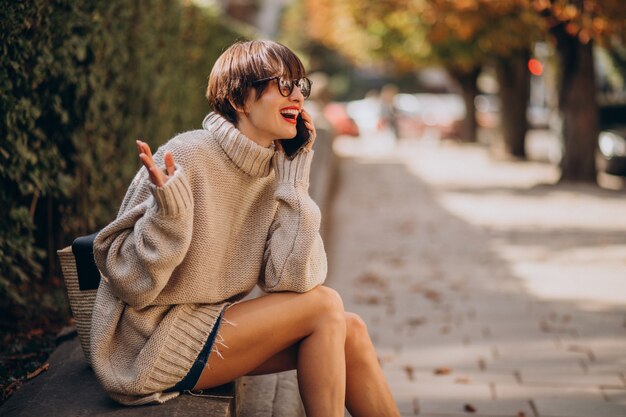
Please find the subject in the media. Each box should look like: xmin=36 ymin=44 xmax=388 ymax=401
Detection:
xmin=324 ymin=102 xmax=360 ymax=137
xmin=597 ymin=104 xmax=626 ymax=177
xmin=598 ymin=128 xmax=626 ymax=177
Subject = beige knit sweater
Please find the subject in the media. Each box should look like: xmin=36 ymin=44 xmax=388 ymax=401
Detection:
xmin=91 ymin=112 xmax=327 ymax=405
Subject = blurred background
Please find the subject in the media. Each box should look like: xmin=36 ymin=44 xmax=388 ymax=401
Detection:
xmin=1 ymin=0 xmax=625 ymax=404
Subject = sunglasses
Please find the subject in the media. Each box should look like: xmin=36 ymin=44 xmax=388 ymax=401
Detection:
xmin=252 ymin=76 xmax=312 ymax=99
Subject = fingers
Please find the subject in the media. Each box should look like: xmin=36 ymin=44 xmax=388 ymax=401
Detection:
xmin=137 ymin=139 xmax=165 ymax=187
xmin=300 ymin=110 xmax=316 ymax=149
xmin=164 ymin=151 xmax=175 ymax=176
xmin=136 ymin=139 xmax=154 ymax=158
xmin=139 ymin=153 xmax=164 ymax=187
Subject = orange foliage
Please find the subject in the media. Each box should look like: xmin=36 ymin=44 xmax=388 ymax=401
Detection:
xmin=300 ymin=0 xmax=625 ymax=71
xmin=532 ymin=0 xmax=626 ymax=45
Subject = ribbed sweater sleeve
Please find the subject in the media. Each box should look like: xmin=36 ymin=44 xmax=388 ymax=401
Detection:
xmin=93 ymin=165 xmax=194 ymax=309
xmin=260 ymin=149 xmax=328 ymax=292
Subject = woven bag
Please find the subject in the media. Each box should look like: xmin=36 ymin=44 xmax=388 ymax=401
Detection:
xmin=57 ymin=232 xmax=101 ymax=364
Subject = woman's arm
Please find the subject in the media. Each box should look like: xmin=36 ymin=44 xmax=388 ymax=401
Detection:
xmin=259 ymin=149 xmax=327 ymax=293
xmin=93 ymin=143 xmax=194 ymax=309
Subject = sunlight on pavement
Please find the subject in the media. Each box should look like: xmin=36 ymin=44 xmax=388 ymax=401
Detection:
xmin=334 ymin=136 xmax=626 ymax=309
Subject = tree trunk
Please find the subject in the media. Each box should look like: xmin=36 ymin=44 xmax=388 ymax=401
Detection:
xmin=497 ymin=50 xmax=531 ymax=159
xmin=552 ymin=24 xmax=598 ymax=183
xmin=450 ymin=66 xmax=481 ymax=143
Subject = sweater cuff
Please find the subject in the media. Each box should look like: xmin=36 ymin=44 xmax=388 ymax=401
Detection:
xmin=149 ymin=165 xmax=193 ymax=216
xmin=274 ymin=149 xmax=314 ymax=185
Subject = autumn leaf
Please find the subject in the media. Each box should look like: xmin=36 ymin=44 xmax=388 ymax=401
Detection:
xmin=26 ymin=363 xmax=49 ymax=380
xmin=403 ymin=365 xmax=415 ymax=381
xmin=434 ymin=366 xmax=452 ymax=375
xmin=464 ymin=403 xmax=477 ymax=413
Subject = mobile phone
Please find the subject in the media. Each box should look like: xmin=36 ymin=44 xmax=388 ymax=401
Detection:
xmin=280 ymin=113 xmax=311 ymax=160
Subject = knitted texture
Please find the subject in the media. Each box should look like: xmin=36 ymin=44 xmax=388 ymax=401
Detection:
xmin=91 ymin=112 xmax=327 ymax=405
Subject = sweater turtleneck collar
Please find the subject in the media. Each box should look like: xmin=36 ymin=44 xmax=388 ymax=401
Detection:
xmin=202 ymin=112 xmax=275 ymax=178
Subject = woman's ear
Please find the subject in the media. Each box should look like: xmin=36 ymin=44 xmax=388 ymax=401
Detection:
xmin=229 ymin=98 xmax=246 ymax=114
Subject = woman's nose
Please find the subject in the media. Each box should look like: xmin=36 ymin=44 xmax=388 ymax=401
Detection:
xmin=290 ymin=84 xmax=305 ymax=102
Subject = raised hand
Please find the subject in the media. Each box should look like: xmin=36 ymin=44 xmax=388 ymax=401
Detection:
xmin=136 ymin=140 xmax=175 ymax=187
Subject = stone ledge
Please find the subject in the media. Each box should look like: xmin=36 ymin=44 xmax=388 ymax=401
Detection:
xmin=0 ymin=338 xmax=234 ymax=417
xmin=0 ymin=337 xmax=304 ymax=417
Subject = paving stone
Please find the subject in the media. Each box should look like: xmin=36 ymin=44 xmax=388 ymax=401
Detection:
xmin=414 ymin=370 xmax=518 ymax=385
xmin=396 ymin=398 xmax=416 ymax=415
xmin=495 ymin=383 xmax=604 ymax=401
xmin=411 ymin=380 xmax=492 ymax=401
xmin=533 ymin=398 xmax=626 ymax=417
xmin=484 ymin=357 xmax=584 ymax=373
xmin=418 ymin=398 xmax=533 ymax=417
xmin=584 ymin=361 xmax=626 ymax=374
xmin=396 ymin=345 xmax=492 ymax=372
xmin=519 ymin=369 xmax=624 ymax=387
xmin=602 ymin=387 xmax=626 ymax=405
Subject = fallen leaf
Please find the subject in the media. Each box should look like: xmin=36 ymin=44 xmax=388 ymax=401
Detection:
xmin=424 ymin=289 xmax=441 ymax=303
xmin=455 ymin=376 xmax=471 ymax=384
xmin=403 ymin=365 xmax=415 ymax=381
xmin=407 ymin=317 xmax=427 ymax=327
xmin=356 ymin=272 xmax=388 ymax=289
xmin=387 ymin=257 xmax=406 ymax=267
xmin=27 ymin=328 xmax=44 ymax=339
xmin=353 ymin=295 xmax=382 ymax=305
xmin=434 ymin=367 xmax=451 ymax=375
xmin=517 ymin=412 xmax=526 ymax=417
xmin=464 ymin=403 xmax=477 ymax=413
xmin=26 ymin=363 xmax=49 ymax=380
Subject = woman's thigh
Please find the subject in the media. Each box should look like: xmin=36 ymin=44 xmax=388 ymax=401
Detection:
xmin=193 ymin=286 xmax=344 ymax=389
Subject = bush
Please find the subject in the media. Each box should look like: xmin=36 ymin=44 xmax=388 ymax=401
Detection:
xmin=0 ymin=0 xmax=251 ymax=318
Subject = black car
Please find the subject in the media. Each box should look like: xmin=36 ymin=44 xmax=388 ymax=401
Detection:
xmin=598 ymin=128 xmax=626 ymax=177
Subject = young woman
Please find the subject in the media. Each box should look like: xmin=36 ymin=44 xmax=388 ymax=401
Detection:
xmin=91 ymin=39 xmax=400 ymax=417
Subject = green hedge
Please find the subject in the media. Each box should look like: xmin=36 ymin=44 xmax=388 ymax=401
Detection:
xmin=0 ymin=0 xmax=251 ymax=317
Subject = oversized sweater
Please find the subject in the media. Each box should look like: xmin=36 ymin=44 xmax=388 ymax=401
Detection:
xmin=91 ymin=112 xmax=327 ymax=405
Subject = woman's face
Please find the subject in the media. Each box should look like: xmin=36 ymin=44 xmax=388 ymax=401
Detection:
xmin=236 ymin=76 xmax=305 ymax=148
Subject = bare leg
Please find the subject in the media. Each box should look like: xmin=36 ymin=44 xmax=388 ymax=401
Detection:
xmin=248 ymin=312 xmax=401 ymax=417
xmin=192 ymin=287 xmax=399 ymax=417
xmin=344 ymin=312 xmax=400 ymax=417
xmin=193 ymin=286 xmax=346 ymax=417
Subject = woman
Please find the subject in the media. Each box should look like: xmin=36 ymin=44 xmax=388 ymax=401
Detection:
xmin=92 ymin=39 xmax=400 ymax=417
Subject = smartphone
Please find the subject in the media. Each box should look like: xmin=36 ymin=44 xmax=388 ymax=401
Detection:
xmin=280 ymin=113 xmax=311 ymax=160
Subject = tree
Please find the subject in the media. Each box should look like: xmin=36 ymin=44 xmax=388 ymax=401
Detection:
xmin=532 ymin=0 xmax=626 ymax=183
xmin=418 ymin=1 xmax=542 ymax=149
xmin=298 ymin=0 xmax=542 ymax=145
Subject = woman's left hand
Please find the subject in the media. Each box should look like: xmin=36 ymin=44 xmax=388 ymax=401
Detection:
xmin=300 ymin=109 xmax=316 ymax=151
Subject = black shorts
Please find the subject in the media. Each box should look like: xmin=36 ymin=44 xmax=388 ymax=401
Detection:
xmin=164 ymin=311 xmax=224 ymax=392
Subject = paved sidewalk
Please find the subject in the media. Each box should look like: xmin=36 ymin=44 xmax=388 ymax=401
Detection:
xmin=327 ymin=136 xmax=626 ymax=417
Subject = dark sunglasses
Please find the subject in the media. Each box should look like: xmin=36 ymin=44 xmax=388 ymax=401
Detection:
xmin=252 ymin=76 xmax=312 ymax=99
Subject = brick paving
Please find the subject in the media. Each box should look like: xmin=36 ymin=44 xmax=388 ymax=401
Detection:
xmin=327 ymin=136 xmax=626 ymax=417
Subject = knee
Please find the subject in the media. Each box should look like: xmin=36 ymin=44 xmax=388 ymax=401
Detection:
xmin=313 ymin=286 xmax=344 ymax=315
xmin=345 ymin=312 xmax=371 ymax=353
xmin=310 ymin=286 xmax=345 ymax=327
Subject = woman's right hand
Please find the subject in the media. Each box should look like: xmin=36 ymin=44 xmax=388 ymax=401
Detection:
xmin=136 ymin=140 xmax=176 ymax=187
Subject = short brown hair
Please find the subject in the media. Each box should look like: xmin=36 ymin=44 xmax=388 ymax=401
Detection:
xmin=206 ymin=40 xmax=306 ymax=124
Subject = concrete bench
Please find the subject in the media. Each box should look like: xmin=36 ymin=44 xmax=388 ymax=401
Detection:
xmin=0 ymin=335 xmax=305 ymax=417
